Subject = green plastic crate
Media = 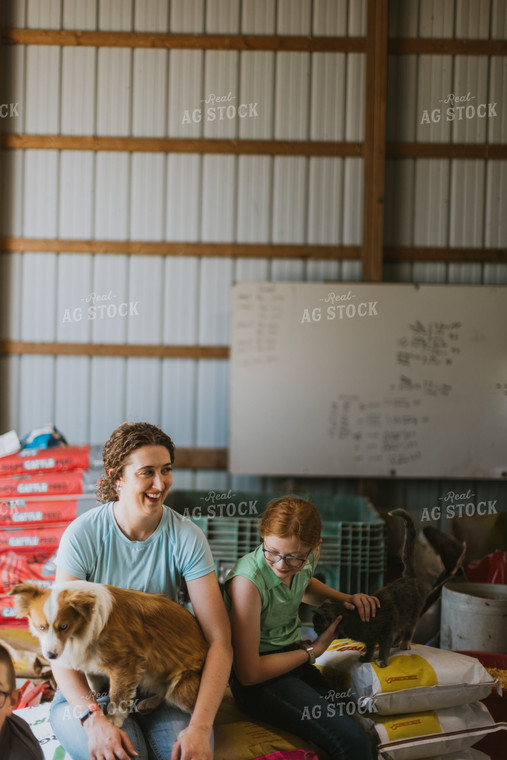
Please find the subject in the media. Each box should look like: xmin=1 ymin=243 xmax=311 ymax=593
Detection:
xmin=166 ymin=490 xmax=386 ymax=594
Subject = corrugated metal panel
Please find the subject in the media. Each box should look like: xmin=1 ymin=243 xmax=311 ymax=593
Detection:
xmin=0 ymin=42 xmax=25 ymax=134
xmin=203 ymin=52 xmax=240 ymax=139
xmin=99 ymin=0 xmax=133 ymax=31
xmin=413 ymin=159 xmax=450 ymax=245
xmin=237 ymin=156 xmax=272 ymax=242
xmin=125 ymin=359 xmax=162 ymax=422
xmin=384 ymin=159 xmax=415 ymax=246
xmin=163 ymin=258 xmax=200 ymax=344
xmin=89 ymin=358 xmax=127 ymax=443
xmin=168 ymin=51 xmax=204 ymax=138
xmin=416 ymin=56 xmax=453 ymax=143
xmin=56 ymin=254 xmax=94 ymax=343
xmin=18 ymin=356 xmax=56 ymax=436
xmin=201 ymin=155 xmax=237 ymax=241
xmin=241 ymin=0 xmax=276 ymax=34
xmin=313 ymin=0 xmax=348 ymax=36
xmin=271 ymin=260 xmax=305 ymax=281
xmin=308 ymin=157 xmax=342 ymax=244
xmin=388 ymin=0 xmax=418 ymax=37
xmin=345 ymin=55 xmax=366 ymax=140
xmin=412 ymin=263 xmax=448 ymax=283
xmin=25 ymin=46 xmax=60 ymax=134
xmin=485 ymin=161 xmax=507 ymax=246
xmin=275 ymin=53 xmax=310 ymax=140
xmin=272 ymin=157 xmax=307 ymax=242
xmin=96 ymin=49 xmax=132 ymax=136
xmin=62 ymin=0 xmax=98 ymax=30
xmin=451 ymin=56 xmax=489 ymax=143
xmin=27 ymin=0 xmax=61 ymax=28
xmin=205 ymin=0 xmax=240 ymax=33
xmin=196 ymin=360 xmax=229 ymax=444
xmin=55 ymin=356 xmax=91 ymax=443
xmin=132 ymin=50 xmax=168 ymax=137
xmin=170 ymin=0 xmax=205 ymax=33
xmin=61 ymin=48 xmax=97 ymax=134
xmin=130 ymin=153 xmax=165 ymax=240
xmin=387 ymin=55 xmax=418 ymax=142
xmin=306 ymin=260 xmax=341 ymax=282
xmin=127 ymin=255 xmax=164 ymax=344
xmin=161 ymin=359 xmax=197 ymax=446
xmin=165 ymin=154 xmax=202 ymax=241
xmin=134 ymin=0 xmax=169 ymax=32
xmin=311 ymin=54 xmax=346 ymax=140
xmin=348 ymin=0 xmax=367 ymax=36
xmin=449 ymin=159 xmax=485 ymax=246
xmin=491 ymin=0 xmax=507 ymax=38
xmin=0 ymin=252 xmax=22 ymax=340
xmin=59 ymin=151 xmax=94 ymax=238
xmin=1 ymin=0 xmax=27 ymax=26
xmin=418 ymin=0 xmax=455 ymax=38
xmin=90 ymin=255 xmax=129 ymax=343
xmin=489 ymin=57 xmax=507 ymax=142
xmin=94 ymin=153 xmax=130 ymax=238
xmin=234 ymin=259 xmax=270 ymax=281
xmin=238 ymin=52 xmax=274 ymax=139
xmin=455 ymin=0 xmax=491 ymax=38
xmin=342 ymin=158 xmax=363 ymax=244
xmin=198 ymin=258 xmax=234 ymax=345
xmin=20 ymin=253 xmax=57 ymax=342
xmin=24 ymin=150 xmax=59 ymax=236
xmin=0 ymin=149 xmax=24 ymax=235
xmin=0 ymin=357 xmax=21 ymax=432
xmin=277 ymin=0 xmax=312 ymax=34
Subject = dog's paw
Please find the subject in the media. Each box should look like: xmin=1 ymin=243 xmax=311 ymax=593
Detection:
xmin=106 ymin=710 xmax=127 ymax=728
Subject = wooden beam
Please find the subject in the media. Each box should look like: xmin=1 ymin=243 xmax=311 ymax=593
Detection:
xmin=362 ymin=0 xmax=388 ymax=282
xmin=175 ymin=447 xmax=228 ymax=470
xmin=0 ymin=29 xmax=366 ymax=52
xmin=384 ymin=247 xmax=507 ymax=263
xmin=387 ymin=143 xmax=507 ymax=159
xmin=389 ymin=38 xmax=507 ymax=56
xmin=0 ymin=134 xmax=363 ymax=157
xmin=0 ymin=341 xmax=230 ymax=360
xmin=0 ymin=238 xmax=361 ymax=259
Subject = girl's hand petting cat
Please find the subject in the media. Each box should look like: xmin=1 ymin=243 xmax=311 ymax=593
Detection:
xmin=345 ymin=593 xmax=380 ymax=622
xmin=312 ymin=615 xmax=343 ymax=658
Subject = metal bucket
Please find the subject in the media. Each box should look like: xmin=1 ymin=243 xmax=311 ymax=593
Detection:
xmin=440 ymin=582 xmax=507 ymax=653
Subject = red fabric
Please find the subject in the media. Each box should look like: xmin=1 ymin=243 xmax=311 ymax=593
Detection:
xmin=466 ymin=550 xmax=507 ymax=584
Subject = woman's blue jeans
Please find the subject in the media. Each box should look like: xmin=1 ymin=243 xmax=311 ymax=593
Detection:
xmin=50 ymin=687 xmax=213 ymax=760
xmin=230 ymin=660 xmax=377 ymax=760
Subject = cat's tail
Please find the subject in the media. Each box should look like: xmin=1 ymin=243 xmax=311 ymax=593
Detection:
xmin=388 ymin=509 xmax=417 ymax=578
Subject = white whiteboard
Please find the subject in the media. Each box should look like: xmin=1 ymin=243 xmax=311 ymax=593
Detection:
xmin=229 ymin=283 xmax=507 ymax=478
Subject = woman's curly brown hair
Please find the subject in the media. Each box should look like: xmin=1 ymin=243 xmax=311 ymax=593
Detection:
xmin=96 ymin=421 xmax=176 ymax=504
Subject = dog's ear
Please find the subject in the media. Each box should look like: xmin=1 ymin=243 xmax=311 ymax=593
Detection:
xmin=58 ymin=588 xmax=96 ymax=620
xmin=8 ymin=583 xmax=45 ymax=615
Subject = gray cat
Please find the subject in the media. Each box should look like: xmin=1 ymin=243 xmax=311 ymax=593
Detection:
xmin=313 ymin=509 xmax=428 ymax=668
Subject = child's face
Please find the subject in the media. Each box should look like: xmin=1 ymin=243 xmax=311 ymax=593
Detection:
xmin=262 ymin=534 xmax=313 ymax=583
xmin=0 ymin=662 xmax=18 ymax=732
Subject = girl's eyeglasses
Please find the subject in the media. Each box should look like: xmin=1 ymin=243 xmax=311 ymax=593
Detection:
xmin=262 ymin=546 xmax=310 ymax=569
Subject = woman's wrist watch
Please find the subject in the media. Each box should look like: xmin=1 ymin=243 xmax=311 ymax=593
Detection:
xmin=299 ymin=641 xmax=316 ymax=665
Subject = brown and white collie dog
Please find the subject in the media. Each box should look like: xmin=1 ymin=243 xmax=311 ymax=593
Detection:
xmin=9 ymin=580 xmax=208 ymax=727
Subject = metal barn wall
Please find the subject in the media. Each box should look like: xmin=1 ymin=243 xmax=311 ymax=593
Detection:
xmin=0 ymin=0 xmax=506 ymax=518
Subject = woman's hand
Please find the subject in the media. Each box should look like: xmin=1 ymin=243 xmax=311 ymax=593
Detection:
xmin=171 ymin=724 xmax=213 ymax=760
xmin=312 ymin=615 xmax=343 ymax=659
xmin=83 ymin=711 xmax=138 ymax=760
xmin=345 ymin=593 xmax=380 ymax=622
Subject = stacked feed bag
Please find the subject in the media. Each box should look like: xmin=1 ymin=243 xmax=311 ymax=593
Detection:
xmin=0 ymin=445 xmax=101 ymax=626
xmin=315 ymin=641 xmax=506 ymax=759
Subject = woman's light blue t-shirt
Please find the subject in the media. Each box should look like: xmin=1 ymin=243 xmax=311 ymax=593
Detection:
xmin=56 ymin=502 xmax=215 ymax=600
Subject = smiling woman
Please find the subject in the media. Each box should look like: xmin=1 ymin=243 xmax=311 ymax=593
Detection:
xmin=48 ymin=421 xmax=233 ymax=760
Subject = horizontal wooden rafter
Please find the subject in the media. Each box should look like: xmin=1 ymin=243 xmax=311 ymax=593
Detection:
xmin=386 ymin=143 xmax=507 ymax=159
xmin=0 ymin=134 xmax=364 ymax=156
xmin=384 ymin=247 xmax=507 ymax=263
xmin=172 ymin=447 xmax=228 ymax=470
xmin=0 ymin=239 xmax=362 ymax=259
xmin=0 ymin=29 xmax=367 ymax=52
xmin=388 ymin=38 xmax=507 ymax=56
xmin=0 ymin=341 xmax=230 ymax=359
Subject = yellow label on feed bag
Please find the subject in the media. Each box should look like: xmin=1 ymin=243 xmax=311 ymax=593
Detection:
xmin=374 ymin=711 xmax=443 ymax=742
xmin=372 ymin=653 xmax=439 ymax=692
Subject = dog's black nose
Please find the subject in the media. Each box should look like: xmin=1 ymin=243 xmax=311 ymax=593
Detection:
xmin=47 ymin=652 xmax=57 ymax=660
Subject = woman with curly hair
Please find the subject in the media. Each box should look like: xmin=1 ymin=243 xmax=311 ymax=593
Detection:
xmin=224 ymin=496 xmax=378 ymax=760
xmin=50 ymin=421 xmax=232 ymax=760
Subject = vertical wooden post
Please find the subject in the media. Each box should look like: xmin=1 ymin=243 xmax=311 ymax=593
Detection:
xmin=362 ymin=0 xmax=389 ymax=282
